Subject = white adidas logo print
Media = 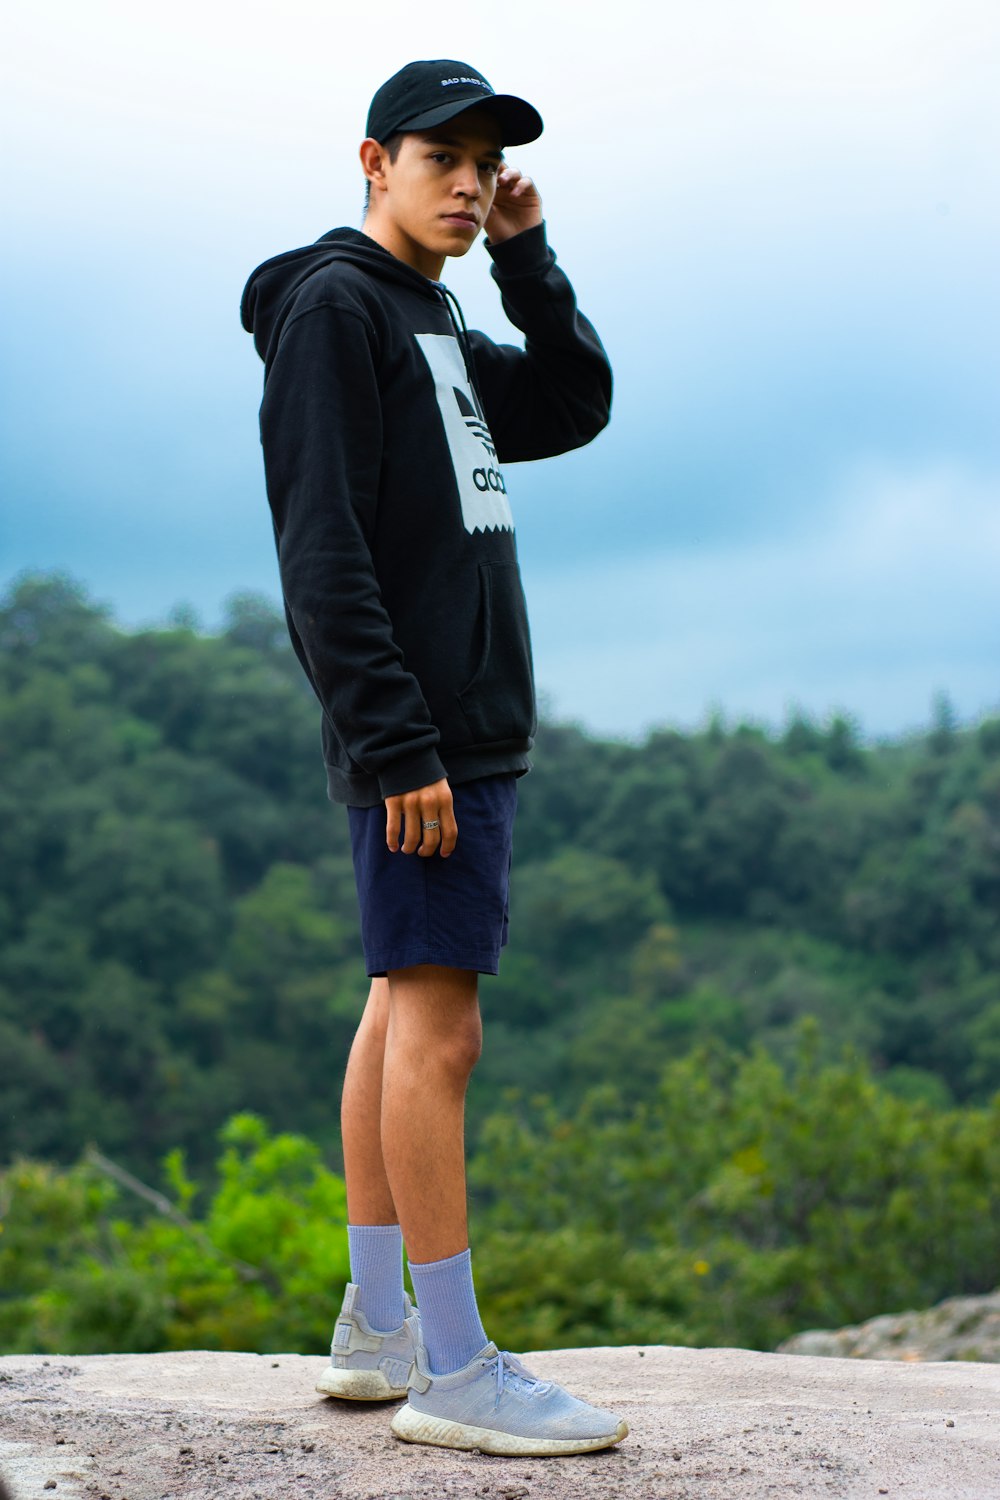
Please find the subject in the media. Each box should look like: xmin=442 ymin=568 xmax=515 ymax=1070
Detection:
xmin=453 ymin=385 xmax=496 ymax=458
xmin=414 ymin=332 xmax=513 ymax=533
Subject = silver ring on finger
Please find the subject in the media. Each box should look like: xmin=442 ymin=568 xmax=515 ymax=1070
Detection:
xmin=421 ymin=819 xmax=440 ymax=830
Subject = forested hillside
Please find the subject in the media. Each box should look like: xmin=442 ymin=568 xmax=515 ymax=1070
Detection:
xmin=2 ymin=570 xmax=999 ymax=1355
xmin=2 ymin=571 xmax=999 ymax=1178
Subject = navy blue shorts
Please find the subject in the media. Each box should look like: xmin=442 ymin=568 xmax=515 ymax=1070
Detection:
xmin=346 ymin=773 xmax=518 ymax=978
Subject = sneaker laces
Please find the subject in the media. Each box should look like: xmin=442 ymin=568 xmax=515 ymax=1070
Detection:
xmin=488 ymin=1349 xmax=552 ymax=1409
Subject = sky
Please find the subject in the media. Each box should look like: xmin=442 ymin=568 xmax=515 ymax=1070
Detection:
xmin=2 ymin=0 xmax=998 ymax=743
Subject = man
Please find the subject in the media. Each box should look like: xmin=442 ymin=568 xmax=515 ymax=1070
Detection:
xmin=241 ymin=59 xmax=625 ymax=1456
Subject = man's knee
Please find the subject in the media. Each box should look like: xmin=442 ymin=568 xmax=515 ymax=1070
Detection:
xmin=351 ymin=977 xmax=390 ymax=1052
xmin=366 ymin=976 xmax=391 ymax=1034
xmin=440 ymin=1011 xmax=483 ymax=1078
xmin=386 ymin=965 xmax=482 ymax=1078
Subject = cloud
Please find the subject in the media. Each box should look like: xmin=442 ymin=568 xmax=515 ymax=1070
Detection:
xmin=2 ymin=0 xmax=998 ymax=744
xmin=523 ymin=458 xmax=1000 ymax=740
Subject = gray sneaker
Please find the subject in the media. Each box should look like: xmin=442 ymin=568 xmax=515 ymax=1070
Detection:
xmin=390 ymin=1317 xmax=628 ymax=1455
xmin=315 ymin=1283 xmax=419 ymax=1401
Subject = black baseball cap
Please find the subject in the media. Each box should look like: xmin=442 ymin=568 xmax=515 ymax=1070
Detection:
xmin=366 ymin=60 xmax=543 ymax=148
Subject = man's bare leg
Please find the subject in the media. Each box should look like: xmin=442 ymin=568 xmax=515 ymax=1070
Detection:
xmin=380 ymin=964 xmax=482 ymax=1262
xmin=338 ymin=964 xmax=484 ymax=1356
xmin=340 ymin=965 xmax=482 ymax=1246
xmin=341 ymin=977 xmax=396 ymax=1225
xmin=371 ymin=963 xmax=489 ymax=1375
xmin=337 ymin=976 xmax=412 ymax=1335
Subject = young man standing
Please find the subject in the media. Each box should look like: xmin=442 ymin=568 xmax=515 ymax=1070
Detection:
xmin=241 ymin=60 xmax=625 ymax=1456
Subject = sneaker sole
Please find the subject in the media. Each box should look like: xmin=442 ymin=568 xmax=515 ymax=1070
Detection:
xmin=390 ymin=1403 xmax=629 ymax=1456
xmin=315 ymin=1366 xmax=409 ymax=1401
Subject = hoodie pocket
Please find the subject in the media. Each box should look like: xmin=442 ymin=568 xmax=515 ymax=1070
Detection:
xmin=458 ymin=561 xmax=537 ymax=743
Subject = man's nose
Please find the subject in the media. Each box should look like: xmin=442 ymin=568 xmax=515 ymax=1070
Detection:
xmin=453 ymin=164 xmax=482 ymax=198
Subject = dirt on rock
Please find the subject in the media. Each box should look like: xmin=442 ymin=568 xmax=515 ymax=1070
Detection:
xmin=1 ymin=1344 xmax=998 ymax=1500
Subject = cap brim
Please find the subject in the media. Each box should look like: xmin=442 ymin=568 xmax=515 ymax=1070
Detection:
xmin=394 ymin=93 xmax=543 ymax=147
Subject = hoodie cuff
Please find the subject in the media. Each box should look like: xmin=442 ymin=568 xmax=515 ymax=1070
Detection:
xmin=484 ymin=220 xmax=552 ymax=276
xmin=377 ymin=746 xmax=449 ymax=801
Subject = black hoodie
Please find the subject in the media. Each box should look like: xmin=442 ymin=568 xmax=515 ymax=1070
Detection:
xmin=240 ymin=220 xmax=612 ymax=806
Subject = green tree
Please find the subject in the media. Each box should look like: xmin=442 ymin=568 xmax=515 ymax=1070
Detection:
xmin=0 ymin=1115 xmax=350 ymax=1355
xmin=469 ymin=1023 xmax=1000 ymax=1352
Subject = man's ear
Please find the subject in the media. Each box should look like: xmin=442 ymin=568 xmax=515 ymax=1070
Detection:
xmin=359 ymin=137 xmax=390 ymax=197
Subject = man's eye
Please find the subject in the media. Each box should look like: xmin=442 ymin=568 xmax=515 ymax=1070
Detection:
xmin=431 ymin=152 xmax=452 ymax=164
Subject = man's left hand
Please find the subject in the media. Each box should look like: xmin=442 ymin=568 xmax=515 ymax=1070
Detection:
xmin=484 ymin=164 xmax=543 ymax=244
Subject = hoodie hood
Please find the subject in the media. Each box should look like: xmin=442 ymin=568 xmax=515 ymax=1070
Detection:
xmin=240 ymin=227 xmax=442 ymax=364
xmin=240 ymin=226 xmax=487 ymax=407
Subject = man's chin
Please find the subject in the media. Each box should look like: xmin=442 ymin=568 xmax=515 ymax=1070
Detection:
xmin=443 ymin=237 xmax=478 ymax=259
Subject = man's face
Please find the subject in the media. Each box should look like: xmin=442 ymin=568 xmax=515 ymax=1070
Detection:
xmin=379 ymin=107 xmax=505 ymax=264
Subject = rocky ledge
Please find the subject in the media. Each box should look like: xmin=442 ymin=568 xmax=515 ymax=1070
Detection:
xmin=1 ymin=1344 xmax=998 ymax=1500
xmin=778 ymin=1287 xmax=1000 ymax=1363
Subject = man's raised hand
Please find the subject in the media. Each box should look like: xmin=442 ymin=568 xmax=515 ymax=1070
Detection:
xmin=385 ymin=778 xmax=458 ymax=858
xmin=484 ymin=164 xmax=543 ymax=244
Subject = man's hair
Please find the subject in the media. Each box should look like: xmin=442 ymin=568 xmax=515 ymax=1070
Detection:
xmin=363 ymin=132 xmax=405 ymax=216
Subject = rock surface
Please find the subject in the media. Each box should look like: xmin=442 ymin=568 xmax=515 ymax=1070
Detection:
xmin=2 ymin=1345 xmax=999 ymax=1500
xmin=778 ymin=1288 xmax=1000 ymax=1363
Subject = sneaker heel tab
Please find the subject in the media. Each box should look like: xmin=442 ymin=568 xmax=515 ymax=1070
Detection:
xmin=407 ymin=1364 xmax=432 ymax=1394
xmin=342 ymin=1282 xmax=359 ymax=1316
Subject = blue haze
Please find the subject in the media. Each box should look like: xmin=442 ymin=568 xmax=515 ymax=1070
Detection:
xmin=2 ymin=1 xmax=998 ymax=740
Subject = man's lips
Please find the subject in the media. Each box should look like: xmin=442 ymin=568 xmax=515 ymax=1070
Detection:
xmin=442 ymin=212 xmax=478 ymax=225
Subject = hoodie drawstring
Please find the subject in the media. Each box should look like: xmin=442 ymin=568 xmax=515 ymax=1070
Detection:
xmin=435 ymin=283 xmax=488 ymax=420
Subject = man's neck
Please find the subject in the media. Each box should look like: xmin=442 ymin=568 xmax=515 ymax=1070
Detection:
xmin=360 ymin=214 xmax=445 ymax=282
